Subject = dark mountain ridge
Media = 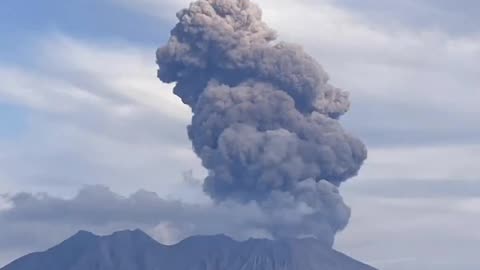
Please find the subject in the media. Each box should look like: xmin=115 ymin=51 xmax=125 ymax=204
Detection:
xmin=2 ymin=230 xmax=376 ymax=270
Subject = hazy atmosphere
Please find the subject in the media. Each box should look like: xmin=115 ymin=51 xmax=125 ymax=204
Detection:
xmin=1 ymin=0 xmax=479 ymax=269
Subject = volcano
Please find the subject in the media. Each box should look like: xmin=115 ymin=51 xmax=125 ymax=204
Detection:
xmin=1 ymin=230 xmax=376 ymax=270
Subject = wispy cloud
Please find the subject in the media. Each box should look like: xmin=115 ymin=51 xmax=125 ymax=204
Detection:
xmin=0 ymin=33 xmax=203 ymax=196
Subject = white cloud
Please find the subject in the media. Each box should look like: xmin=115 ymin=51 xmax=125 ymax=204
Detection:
xmin=112 ymin=0 xmax=190 ymax=21
xmin=42 ymin=34 xmax=191 ymax=121
xmin=0 ymin=195 xmax=13 ymax=212
xmin=359 ymin=144 xmax=480 ymax=181
xmin=1 ymin=34 xmax=191 ymax=121
xmin=0 ymin=33 xmax=205 ymax=196
xmin=152 ymin=221 xmax=196 ymax=245
xmin=456 ymin=198 xmax=480 ymax=214
xmin=336 ymin=195 xmax=480 ymax=270
xmin=0 ymin=67 xmax=106 ymax=113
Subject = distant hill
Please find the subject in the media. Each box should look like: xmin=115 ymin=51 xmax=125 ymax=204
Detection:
xmin=1 ymin=229 xmax=376 ymax=270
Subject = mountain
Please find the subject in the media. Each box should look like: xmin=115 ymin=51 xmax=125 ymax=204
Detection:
xmin=1 ymin=230 xmax=377 ymax=270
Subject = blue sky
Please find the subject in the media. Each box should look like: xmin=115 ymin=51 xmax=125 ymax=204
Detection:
xmin=0 ymin=0 xmax=479 ymax=269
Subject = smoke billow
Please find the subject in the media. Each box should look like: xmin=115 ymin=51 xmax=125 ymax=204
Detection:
xmin=157 ymin=0 xmax=367 ymax=245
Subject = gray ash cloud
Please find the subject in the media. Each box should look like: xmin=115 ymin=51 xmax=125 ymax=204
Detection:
xmin=157 ymin=0 xmax=367 ymax=245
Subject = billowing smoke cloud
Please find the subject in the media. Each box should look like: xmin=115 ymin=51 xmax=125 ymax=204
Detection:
xmin=157 ymin=0 xmax=367 ymax=245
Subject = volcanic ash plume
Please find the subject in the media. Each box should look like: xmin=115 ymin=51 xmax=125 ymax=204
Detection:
xmin=157 ymin=0 xmax=367 ymax=245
